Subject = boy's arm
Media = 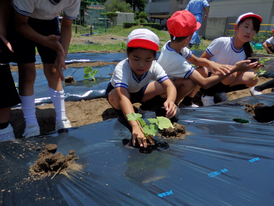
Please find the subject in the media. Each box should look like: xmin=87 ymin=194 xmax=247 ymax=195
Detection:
xmin=0 ymin=0 xmax=13 ymax=52
xmin=116 ymin=87 xmax=153 ymax=148
xmin=189 ymin=60 xmax=258 ymax=89
xmin=188 ymin=53 xmax=231 ymax=75
xmin=14 ymin=11 xmax=65 ymax=58
xmin=160 ymin=79 xmax=177 ymax=119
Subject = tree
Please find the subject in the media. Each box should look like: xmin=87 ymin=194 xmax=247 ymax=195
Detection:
xmin=125 ymin=0 xmax=147 ymax=12
xmin=80 ymin=0 xmax=107 ymax=25
xmin=105 ymin=0 xmax=132 ymax=12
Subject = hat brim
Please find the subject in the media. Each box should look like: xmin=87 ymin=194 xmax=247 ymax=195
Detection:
xmin=196 ymin=22 xmax=201 ymax=32
xmin=127 ymin=39 xmax=159 ymax=51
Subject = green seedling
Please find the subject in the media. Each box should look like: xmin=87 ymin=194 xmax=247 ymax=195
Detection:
xmin=83 ymin=66 xmax=98 ymax=81
xmin=253 ymin=58 xmax=269 ymax=80
xmin=126 ymin=112 xmax=174 ymax=137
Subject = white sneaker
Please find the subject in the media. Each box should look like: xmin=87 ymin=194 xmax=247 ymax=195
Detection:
xmin=201 ymin=95 xmax=215 ymax=106
xmin=179 ymin=103 xmax=199 ymax=108
xmin=55 ymin=117 xmax=72 ymax=132
xmin=23 ymin=124 xmax=40 ymax=138
xmin=250 ymin=86 xmax=262 ymax=96
xmin=0 ymin=124 xmax=15 ymax=142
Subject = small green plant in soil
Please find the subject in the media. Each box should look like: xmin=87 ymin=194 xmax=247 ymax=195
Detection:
xmin=126 ymin=112 xmax=174 ymax=137
xmin=83 ymin=66 xmax=98 ymax=81
xmin=253 ymin=58 xmax=269 ymax=80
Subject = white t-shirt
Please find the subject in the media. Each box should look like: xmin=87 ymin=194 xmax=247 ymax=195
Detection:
xmin=13 ymin=0 xmax=80 ymax=20
xmin=206 ymin=37 xmax=246 ymax=65
xmin=110 ymin=58 xmax=169 ymax=93
xmin=265 ymin=36 xmax=274 ymax=45
xmin=157 ymin=41 xmax=194 ymax=81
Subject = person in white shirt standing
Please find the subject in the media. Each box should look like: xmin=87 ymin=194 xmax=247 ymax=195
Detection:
xmin=12 ymin=0 xmax=81 ymax=138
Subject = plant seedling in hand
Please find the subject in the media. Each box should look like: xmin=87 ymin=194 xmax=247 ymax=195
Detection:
xmin=83 ymin=66 xmax=98 ymax=81
xmin=126 ymin=113 xmax=174 ymax=137
xmin=252 ymin=58 xmax=269 ymax=80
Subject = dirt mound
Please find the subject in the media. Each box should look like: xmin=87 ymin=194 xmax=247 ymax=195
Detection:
xmin=29 ymin=144 xmax=80 ymax=179
xmin=159 ymin=122 xmax=186 ymax=139
xmin=245 ymin=103 xmax=274 ymax=122
xmin=245 ymin=103 xmax=266 ymax=116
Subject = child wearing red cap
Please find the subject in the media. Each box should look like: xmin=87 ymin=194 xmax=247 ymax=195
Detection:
xmin=158 ymin=10 xmax=259 ymax=107
xmin=106 ymin=28 xmax=178 ymax=148
xmin=199 ymin=12 xmax=263 ymax=105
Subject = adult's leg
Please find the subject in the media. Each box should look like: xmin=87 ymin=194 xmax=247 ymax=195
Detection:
xmin=254 ymin=79 xmax=274 ymax=92
xmin=190 ymin=14 xmax=202 ymax=46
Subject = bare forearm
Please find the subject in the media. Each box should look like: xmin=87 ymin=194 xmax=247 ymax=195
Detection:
xmin=60 ymin=19 xmax=72 ymax=57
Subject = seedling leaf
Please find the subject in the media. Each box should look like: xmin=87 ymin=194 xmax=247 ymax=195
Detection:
xmin=127 ymin=113 xmax=142 ymax=121
xmin=156 ymin=117 xmax=174 ymax=130
xmin=143 ymin=124 xmax=158 ymax=136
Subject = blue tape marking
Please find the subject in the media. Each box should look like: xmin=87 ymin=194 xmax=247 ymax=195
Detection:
xmin=208 ymin=168 xmax=228 ymax=178
xmin=249 ymin=157 xmax=260 ymax=162
xmin=158 ymin=190 xmax=173 ymax=198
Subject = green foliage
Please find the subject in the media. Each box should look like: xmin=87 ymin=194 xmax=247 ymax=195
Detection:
xmin=83 ymin=66 xmax=98 ymax=81
xmin=105 ymin=0 xmax=132 ymax=12
xmin=138 ymin=11 xmax=148 ymax=19
xmin=126 ymin=0 xmax=147 ymax=12
xmin=253 ymin=58 xmax=270 ymax=80
xmin=126 ymin=113 xmax=174 ymax=137
xmin=100 ymin=12 xmax=118 ymax=18
xmin=140 ymin=23 xmax=161 ymax=30
xmin=123 ymin=22 xmax=138 ymax=28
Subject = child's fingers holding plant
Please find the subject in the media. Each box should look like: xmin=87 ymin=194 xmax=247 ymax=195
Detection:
xmin=209 ymin=62 xmax=232 ymax=75
xmin=132 ymin=127 xmax=152 ymax=148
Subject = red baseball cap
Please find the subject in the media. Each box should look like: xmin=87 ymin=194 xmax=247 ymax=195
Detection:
xmin=235 ymin=12 xmax=262 ymax=25
xmin=127 ymin=28 xmax=159 ymax=51
xmin=167 ymin=10 xmax=201 ymax=38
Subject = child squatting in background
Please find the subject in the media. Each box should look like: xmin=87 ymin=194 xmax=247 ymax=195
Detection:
xmin=106 ymin=28 xmax=178 ymax=148
xmin=250 ymin=29 xmax=274 ymax=95
xmin=199 ymin=12 xmax=263 ymax=106
xmin=0 ymin=0 xmax=21 ymax=141
xmin=12 ymin=0 xmax=81 ymax=138
xmin=157 ymin=10 xmax=259 ymax=107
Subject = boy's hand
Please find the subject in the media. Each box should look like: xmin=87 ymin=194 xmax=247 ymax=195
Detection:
xmin=208 ymin=62 xmax=232 ymax=75
xmin=164 ymin=101 xmax=177 ymax=119
xmin=53 ymin=55 xmax=67 ymax=81
xmin=132 ymin=125 xmax=154 ymax=148
xmin=45 ymin=35 xmax=65 ymax=58
xmin=0 ymin=35 xmax=13 ymax=53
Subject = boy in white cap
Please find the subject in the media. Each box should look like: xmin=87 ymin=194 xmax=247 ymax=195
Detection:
xmin=157 ymin=10 xmax=260 ymax=107
xmin=106 ymin=28 xmax=177 ymax=148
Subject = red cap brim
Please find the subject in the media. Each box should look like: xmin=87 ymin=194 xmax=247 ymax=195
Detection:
xmin=127 ymin=39 xmax=159 ymax=51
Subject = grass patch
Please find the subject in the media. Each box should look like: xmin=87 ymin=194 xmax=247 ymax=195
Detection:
xmin=68 ymin=42 xmax=127 ymax=53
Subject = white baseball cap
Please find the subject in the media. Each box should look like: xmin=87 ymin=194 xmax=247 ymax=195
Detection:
xmin=235 ymin=12 xmax=262 ymax=25
xmin=127 ymin=28 xmax=159 ymax=51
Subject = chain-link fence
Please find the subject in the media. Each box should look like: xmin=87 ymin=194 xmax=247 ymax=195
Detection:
xmin=225 ymin=23 xmax=274 ymax=43
xmin=72 ymin=2 xmax=107 ymax=35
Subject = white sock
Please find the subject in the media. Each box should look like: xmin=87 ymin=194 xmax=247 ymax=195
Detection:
xmin=19 ymin=94 xmax=38 ymax=126
xmin=48 ymin=87 xmax=66 ymax=122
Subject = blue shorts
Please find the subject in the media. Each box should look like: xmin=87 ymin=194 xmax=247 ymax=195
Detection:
xmin=11 ymin=17 xmax=60 ymax=64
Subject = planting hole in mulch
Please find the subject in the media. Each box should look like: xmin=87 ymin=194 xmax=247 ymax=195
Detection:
xmin=29 ymin=144 xmax=82 ymax=180
xmin=159 ymin=122 xmax=187 ymax=139
xmin=245 ymin=103 xmax=274 ymax=122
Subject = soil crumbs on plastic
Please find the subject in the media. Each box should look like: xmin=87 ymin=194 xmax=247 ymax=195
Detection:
xmin=159 ymin=122 xmax=187 ymax=139
xmin=244 ymin=103 xmax=266 ymax=116
xmin=29 ymin=144 xmax=82 ymax=180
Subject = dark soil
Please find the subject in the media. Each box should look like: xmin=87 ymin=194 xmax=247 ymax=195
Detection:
xmin=159 ymin=122 xmax=186 ymax=139
xmin=29 ymin=144 xmax=80 ymax=179
xmin=245 ymin=103 xmax=274 ymax=122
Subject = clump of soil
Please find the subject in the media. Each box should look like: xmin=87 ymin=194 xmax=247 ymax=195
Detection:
xmin=159 ymin=122 xmax=186 ymax=139
xmin=29 ymin=144 xmax=79 ymax=179
xmin=245 ymin=103 xmax=274 ymax=122
xmin=245 ymin=103 xmax=266 ymax=116
xmin=64 ymin=76 xmax=76 ymax=84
